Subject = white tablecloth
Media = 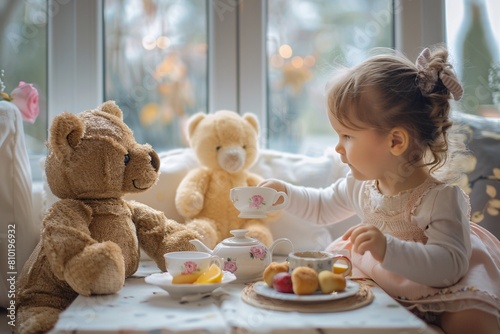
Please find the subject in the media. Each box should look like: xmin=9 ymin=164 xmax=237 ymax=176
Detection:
xmin=50 ymin=260 xmax=441 ymax=334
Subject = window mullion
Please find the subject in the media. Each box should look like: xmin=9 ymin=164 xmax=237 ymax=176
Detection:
xmin=395 ymin=0 xmax=445 ymax=61
xmin=208 ymin=0 xmax=239 ymax=113
xmin=48 ymin=0 xmax=103 ymax=123
xmin=238 ymin=0 xmax=267 ymax=145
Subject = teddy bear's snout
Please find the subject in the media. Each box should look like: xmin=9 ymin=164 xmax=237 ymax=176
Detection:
xmin=218 ymin=147 xmax=245 ymax=173
xmin=149 ymin=150 xmax=160 ymax=172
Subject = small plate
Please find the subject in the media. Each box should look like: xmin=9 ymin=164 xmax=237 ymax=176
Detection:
xmin=253 ymin=280 xmax=360 ymax=302
xmin=145 ymin=271 xmax=236 ymax=299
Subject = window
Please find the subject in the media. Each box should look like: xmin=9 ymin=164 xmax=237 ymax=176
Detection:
xmin=104 ymin=0 xmax=208 ymax=151
xmin=0 ymin=0 xmax=48 ymax=179
xmin=445 ymin=0 xmax=500 ymax=117
xmin=8 ymin=0 xmax=497 ymax=182
xmin=266 ymin=0 xmax=393 ymax=155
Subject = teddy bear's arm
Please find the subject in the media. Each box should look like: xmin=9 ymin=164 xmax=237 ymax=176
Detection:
xmin=42 ymin=199 xmax=126 ymax=296
xmin=128 ymin=200 xmax=199 ymax=272
xmin=42 ymin=199 xmax=96 ymax=279
xmin=175 ymin=168 xmax=212 ymax=218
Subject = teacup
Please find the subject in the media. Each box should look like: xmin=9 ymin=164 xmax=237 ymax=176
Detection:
xmin=230 ymin=186 xmax=288 ymax=218
xmin=332 ymin=249 xmax=352 ymax=276
xmin=288 ymin=251 xmax=352 ymax=277
xmin=164 ymin=251 xmax=223 ymax=277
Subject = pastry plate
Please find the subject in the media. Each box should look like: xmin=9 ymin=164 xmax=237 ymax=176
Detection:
xmin=145 ymin=271 xmax=236 ymax=299
xmin=253 ymin=279 xmax=360 ymax=302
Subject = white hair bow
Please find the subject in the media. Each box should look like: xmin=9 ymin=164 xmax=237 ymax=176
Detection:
xmin=416 ymin=48 xmax=463 ymax=101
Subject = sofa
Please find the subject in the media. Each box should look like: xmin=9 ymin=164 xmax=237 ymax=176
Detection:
xmin=1 ymin=106 xmax=499 ymax=309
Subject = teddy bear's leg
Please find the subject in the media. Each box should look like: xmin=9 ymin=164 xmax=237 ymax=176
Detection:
xmin=16 ymin=252 xmax=78 ymax=334
xmin=16 ymin=306 xmax=63 ymax=334
xmin=63 ymin=241 xmax=126 ymax=296
xmin=239 ymin=219 xmax=274 ymax=247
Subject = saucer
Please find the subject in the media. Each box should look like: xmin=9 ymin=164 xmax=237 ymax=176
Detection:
xmin=238 ymin=212 xmax=267 ymax=218
xmin=145 ymin=271 xmax=236 ymax=299
xmin=253 ymin=280 xmax=360 ymax=302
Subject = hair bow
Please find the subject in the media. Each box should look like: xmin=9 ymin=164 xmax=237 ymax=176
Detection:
xmin=416 ymin=48 xmax=463 ymax=101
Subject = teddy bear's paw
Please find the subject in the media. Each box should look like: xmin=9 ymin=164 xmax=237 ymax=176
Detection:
xmin=64 ymin=241 xmax=125 ymax=296
xmin=15 ymin=306 xmax=60 ymax=334
xmin=179 ymin=192 xmax=204 ymax=217
xmin=186 ymin=219 xmax=219 ymax=248
xmin=244 ymin=227 xmax=273 ymax=247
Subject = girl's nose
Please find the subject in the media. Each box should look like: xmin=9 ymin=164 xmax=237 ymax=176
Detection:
xmin=335 ymin=142 xmax=344 ymax=155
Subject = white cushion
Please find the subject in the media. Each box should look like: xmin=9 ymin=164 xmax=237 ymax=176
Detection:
xmin=0 ymin=101 xmax=39 ymax=308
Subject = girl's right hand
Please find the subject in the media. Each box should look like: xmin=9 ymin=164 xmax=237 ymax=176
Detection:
xmin=258 ymin=178 xmax=288 ymax=195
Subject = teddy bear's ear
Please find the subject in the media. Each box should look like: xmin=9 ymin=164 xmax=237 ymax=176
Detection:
xmin=98 ymin=100 xmax=123 ymax=120
xmin=187 ymin=112 xmax=206 ymax=139
xmin=49 ymin=112 xmax=85 ymax=160
xmin=243 ymin=113 xmax=259 ymax=133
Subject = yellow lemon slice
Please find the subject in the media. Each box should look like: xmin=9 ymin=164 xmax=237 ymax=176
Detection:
xmin=193 ymin=264 xmax=223 ymax=284
xmin=333 ymin=263 xmax=350 ymax=275
xmin=171 ymin=272 xmax=202 ymax=284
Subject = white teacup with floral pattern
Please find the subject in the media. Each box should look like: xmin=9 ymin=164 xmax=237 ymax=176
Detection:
xmin=164 ymin=251 xmax=223 ymax=277
xmin=288 ymin=251 xmax=352 ymax=277
xmin=230 ymin=186 xmax=288 ymax=218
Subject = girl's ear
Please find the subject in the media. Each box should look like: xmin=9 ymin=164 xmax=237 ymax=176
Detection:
xmin=389 ymin=127 xmax=409 ymax=156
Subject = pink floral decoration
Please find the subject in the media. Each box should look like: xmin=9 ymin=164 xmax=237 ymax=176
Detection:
xmin=10 ymin=81 xmax=39 ymax=123
xmin=249 ymin=245 xmax=267 ymax=260
xmin=249 ymin=195 xmax=265 ymax=209
xmin=181 ymin=261 xmax=198 ymax=274
xmin=223 ymin=259 xmax=237 ymax=273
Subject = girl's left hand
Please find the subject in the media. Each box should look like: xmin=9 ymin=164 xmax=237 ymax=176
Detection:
xmin=342 ymin=225 xmax=387 ymax=262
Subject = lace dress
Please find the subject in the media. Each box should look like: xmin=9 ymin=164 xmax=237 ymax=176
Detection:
xmin=322 ymin=177 xmax=500 ymax=319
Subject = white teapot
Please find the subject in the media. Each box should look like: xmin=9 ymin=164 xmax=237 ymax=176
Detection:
xmin=189 ymin=229 xmax=293 ymax=282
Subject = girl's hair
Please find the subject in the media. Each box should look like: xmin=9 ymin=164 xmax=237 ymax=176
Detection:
xmin=327 ymin=45 xmax=468 ymax=182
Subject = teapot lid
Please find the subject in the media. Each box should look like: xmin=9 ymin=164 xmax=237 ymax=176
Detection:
xmin=222 ymin=229 xmax=260 ymax=246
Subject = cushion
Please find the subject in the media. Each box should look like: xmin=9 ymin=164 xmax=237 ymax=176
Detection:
xmin=452 ymin=111 xmax=500 ymax=239
xmin=0 ymin=101 xmax=39 ymax=308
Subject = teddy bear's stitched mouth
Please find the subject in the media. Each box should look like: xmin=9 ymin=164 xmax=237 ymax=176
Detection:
xmin=132 ymin=180 xmax=150 ymax=190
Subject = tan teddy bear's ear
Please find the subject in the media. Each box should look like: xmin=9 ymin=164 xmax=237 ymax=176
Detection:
xmin=98 ymin=100 xmax=123 ymax=119
xmin=243 ymin=113 xmax=259 ymax=133
xmin=187 ymin=112 xmax=206 ymax=140
xmin=49 ymin=112 xmax=85 ymax=160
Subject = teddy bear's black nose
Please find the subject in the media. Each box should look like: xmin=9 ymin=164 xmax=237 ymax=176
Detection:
xmin=149 ymin=151 xmax=160 ymax=172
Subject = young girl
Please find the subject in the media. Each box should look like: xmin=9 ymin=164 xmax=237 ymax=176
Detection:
xmin=260 ymin=46 xmax=500 ymax=334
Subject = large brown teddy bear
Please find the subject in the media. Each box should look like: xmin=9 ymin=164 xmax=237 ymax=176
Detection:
xmin=15 ymin=101 xmax=199 ymax=334
xmin=175 ymin=110 xmax=277 ymax=249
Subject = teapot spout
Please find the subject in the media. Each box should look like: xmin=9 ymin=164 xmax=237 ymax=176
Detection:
xmin=189 ymin=239 xmax=213 ymax=254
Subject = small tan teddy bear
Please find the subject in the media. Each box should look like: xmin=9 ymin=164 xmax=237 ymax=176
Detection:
xmin=175 ymin=110 xmax=277 ymax=249
xmin=15 ymin=101 xmax=199 ymax=334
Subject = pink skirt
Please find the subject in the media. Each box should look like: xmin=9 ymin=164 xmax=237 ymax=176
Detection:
xmin=326 ymin=223 xmax=500 ymax=317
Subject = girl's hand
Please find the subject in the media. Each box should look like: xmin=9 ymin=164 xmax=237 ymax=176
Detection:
xmin=342 ymin=225 xmax=387 ymax=262
xmin=257 ymin=178 xmax=287 ymax=194
xmin=257 ymin=179 xmax=288 ymax=205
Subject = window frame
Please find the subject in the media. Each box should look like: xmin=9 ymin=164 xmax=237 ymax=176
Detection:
xmin=48 ymin=0 xmax=445 ymax=143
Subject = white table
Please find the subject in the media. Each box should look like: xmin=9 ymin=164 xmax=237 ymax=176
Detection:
xmin=50 ymin=260 xmax=442 ymax=334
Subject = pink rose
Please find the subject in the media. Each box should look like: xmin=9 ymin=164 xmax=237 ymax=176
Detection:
xmin=249 ymin=195 xmax=265 ymax=208
xmin=10 ymin=81 xmax=39 ymax=123
xmin=250 ymin=246 xmax=267 ymax=260
xmin=181 ymin=261 xmax=198 ymax=274
xmin=223 ymin=259 xmax=238 ymax=273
